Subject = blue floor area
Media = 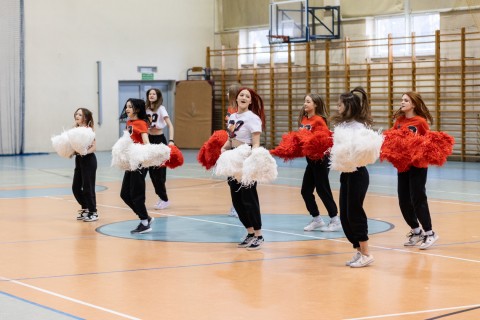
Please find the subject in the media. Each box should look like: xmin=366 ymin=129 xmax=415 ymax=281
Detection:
xmin=97 ymin=214 xmax=393 ymax=242
xmin=0 ymin=292 xmax=83 ymax=320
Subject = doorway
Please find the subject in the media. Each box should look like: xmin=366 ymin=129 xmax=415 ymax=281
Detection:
xmin=118 ymin=80 xmax=175 ymax=137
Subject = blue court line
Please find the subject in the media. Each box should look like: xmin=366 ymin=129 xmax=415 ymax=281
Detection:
xmin=0 ymin=291 xmax=84 ymax=320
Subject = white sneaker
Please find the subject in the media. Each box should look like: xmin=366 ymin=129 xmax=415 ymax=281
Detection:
xmin=404 ymin=230 xmax=424 ymax=246
xmin=303 ymin=217 xmax=325 ymax=231
xmin=345 ymin=251 xmax=362 ymax=266
xmin=320 ymin=216 xmax=342 ymax=232
xmin=419 ymin=232 xmax=439 ymax=250
xmin=350 ymin=254 xmax=374 ymax=268
xmin=228 ymin=206 xmax=238 ymax=218
xmin=154 ymin=200 xmax=170 ymax=210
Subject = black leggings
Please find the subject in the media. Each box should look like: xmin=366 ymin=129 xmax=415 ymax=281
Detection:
xmin=301 ymin=156 xmax=338 ymax=218
xmin=148 ymin=134 xmax=168 ymax=201
xmin=228 ymin=179 xmax=262 ymax=231
xmin=72 ymin=153 xmax=97 ymax=212
xmin=120 ymin=168 xmax=150 ymax=220
xmin=397 ymin=166 xmax=432 ymax=232
xmin=339 ymin=167 xmax=369 ymax=249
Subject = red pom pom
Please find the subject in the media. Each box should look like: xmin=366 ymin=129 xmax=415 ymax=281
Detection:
xmin=197 ymin=130 xmax=229 ymax=170
xmin=165 ymin=145 xmax=184 ymax=169
xmin=303 ymin=128 xmax=333 ymax=160
xmin=270 ymin=131 xmax=306 ymax=162
xmin=412 ymin=131 xmax=455 ymax=167
xmin=380 ymin=127 xmax=416 ymax=172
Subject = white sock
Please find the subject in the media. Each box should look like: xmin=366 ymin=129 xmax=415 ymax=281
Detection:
xmin=141 ymin=219 xmax=148 ymax=226
xmin=313 ymin=216 xmax=322 ymax=222
xmin=425 ymin=230 xmax=433 ymax=236
xmin=413 ymin=227 xmax=422 ymax=234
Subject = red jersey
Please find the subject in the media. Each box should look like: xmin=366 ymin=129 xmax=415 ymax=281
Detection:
xmin=393 ymin=115 xmax=429 ymax=135
xmin=126 ymin=119 xmax=148 ymax=144
xmin=299 ymin=115 xmax=327 ymax=133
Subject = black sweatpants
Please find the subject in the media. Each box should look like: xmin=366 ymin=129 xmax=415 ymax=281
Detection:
xmin=228 ymin=179 xmax=262 ymax=231
xmin=339 ymin=167 xmax=369 ymax=249
xmin=148 ymin=134 xmax=168 ymax=201
xmin=397 ymin=166 xmax=432 ymax=232
xmin=301 ymin=156 xmax=338 ymax=218
xmin=120 ymin=168 xmax=150 ymax=220
xmin=72 ymin=153 xmax=97 ymax=212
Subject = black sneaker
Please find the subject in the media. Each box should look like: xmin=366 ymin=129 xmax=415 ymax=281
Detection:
xmin=130 ymin=222 xmax=152 ymax=234
xmin=246 ymin=237 xmax=264 ymax=251
xmin=83 ymin=212 xmax=98 ymax=222
xmin=77 ymin=209 xmax=89 ymax=220
xmin=237 ymin=234 xmax=255 ymax=248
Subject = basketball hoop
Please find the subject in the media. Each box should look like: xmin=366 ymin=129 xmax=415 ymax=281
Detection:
xmin=267 ymin=34 xmax=290 ymax=45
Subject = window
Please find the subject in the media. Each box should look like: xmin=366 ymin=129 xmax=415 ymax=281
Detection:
xmin=373 ymin=12 xmax=439 ymax=57
xmin=239 ymin=28 xmax=292 ymax=66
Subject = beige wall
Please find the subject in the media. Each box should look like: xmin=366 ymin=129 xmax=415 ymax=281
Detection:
xmin=24 ymin=0 xmax=214 ymax=153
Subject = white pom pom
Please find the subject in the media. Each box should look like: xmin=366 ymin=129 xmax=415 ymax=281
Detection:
xmin=111 ymin=131 xmax=133 ymax=170
xmin=214 ymin=144 xmax=252 ymax=180
xmin=67 ymin=127 xmax=95 ymax=155
xmin=51 ymin=131 xmax=75 ymax=158
xmin=128 ymin=143 xmax=171 ymax=170
xmin=330 ymin=125 xmax=384 ymax=172
xmin=241 ymin=147 xmax=278 ymax=186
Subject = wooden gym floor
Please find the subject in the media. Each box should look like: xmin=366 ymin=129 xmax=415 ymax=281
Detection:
xmin=0 ymin=150 xmax=479 ymax=320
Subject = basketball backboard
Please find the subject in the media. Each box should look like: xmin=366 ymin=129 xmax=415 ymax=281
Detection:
xmin=269 ymin=0 xmax=341 ymax=44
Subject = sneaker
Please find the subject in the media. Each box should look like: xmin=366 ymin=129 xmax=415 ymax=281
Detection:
xmin=345 ymin=251 xmax=362 ymax=266
xmin=350 ymin=254 xmax=375 ymax=268
xmin=246 ymin=237 xmax=264 ymax=251
xmin=237 ymin=234 xmax=255 ymax=248
xmin=228 ymin=206 xmax=238 ymax=218
xmin=419 ymin=232 xmax=439 ymax=250
xmin=83 ymin=212 xmax=98 ymax=222
xmin=154 ymin=200 xmax=170 ymax=210
xmin=76 ymin=209 xmax=89 ymax=220
xmin=320 ymin=216 xmax=342 ymax=232
xmin=130 ymin=221 xmax=152 ymax=234
xmin=404 ymin=230 xmax=424 ymax=246
xmin=303 ymin=217 xmax=325 ymax=231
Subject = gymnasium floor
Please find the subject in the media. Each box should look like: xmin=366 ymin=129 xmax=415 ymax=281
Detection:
xmin=0 ymin=150 xmax=479 ymax=320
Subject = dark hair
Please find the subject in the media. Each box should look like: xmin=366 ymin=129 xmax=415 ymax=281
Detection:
xmin=330 ymin=87 xmax=372 ymax=126
xmin=119 ymin=98 xmax=149 ymax=124
xmin=237 ymin=87 xmax=266 ymax=130
xmin=297 ymin=93 xmax=328 ymax=126
xmin=393 ymin=91 xmax=434 ymax=124
xmin=145 ymin=88 xmax=164 ymax=112
xmin=227 ymin=83 xmax=241 ymax=109
xmin=74 ymin=108 xmax=94 ymax=129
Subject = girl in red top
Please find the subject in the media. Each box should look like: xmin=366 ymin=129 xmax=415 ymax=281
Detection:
xmin=119 ymin=98 xmax=155 ymax=234
xmin=393 ymin=91 xmax=438 ymax=249
xmin=300 ymin=94 xmax=340 ymax=232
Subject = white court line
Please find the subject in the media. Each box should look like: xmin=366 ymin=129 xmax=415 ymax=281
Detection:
xmin=345 ymin=303 xmax=480 ymax=320
xmin=0 ymin=276 xmax=140 ymax=320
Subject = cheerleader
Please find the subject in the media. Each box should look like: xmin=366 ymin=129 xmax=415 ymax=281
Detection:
xmin=145 ymin=88 xmax=174 ymax=210
xmin=221 ymin=87 xmax=266 ymax=250
xmin=393 ymin=92 xmax=439 ymax=249
xmin=330 ymin=87 xmax=380 ymax=268
xmin=299 ymin=94 xmax=340 ymax=232
xmin=72 ymin=108 xmax=98 ymax=222
xmin=120 ymin=98 xmax=155 ymax=234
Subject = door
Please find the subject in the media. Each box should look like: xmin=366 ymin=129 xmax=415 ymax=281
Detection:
xmin=118 ymin=81 xmax=175 ymax=137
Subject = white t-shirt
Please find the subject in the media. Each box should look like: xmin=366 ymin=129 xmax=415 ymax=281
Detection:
xmin=146 ymin=105 xmax=169 ymax=129
xmin=227 ymin=110 xmax=262 ymax=144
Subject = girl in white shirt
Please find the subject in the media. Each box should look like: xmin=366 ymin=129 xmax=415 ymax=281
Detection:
xmin=145 ymin=88 xmax=175 ymax=210
xmin=221 ymin=88 xmax=266 ymax=250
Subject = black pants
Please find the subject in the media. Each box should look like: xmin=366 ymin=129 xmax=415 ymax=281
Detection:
xmin=72 ymin=153 xmax=97 ymax=212
xmin=398 ymin=166 xmax=432 ymax=232
xmin=339 ymin=167 xmax=369 ymax=249
xmin=120 ymin=168 xmax=150 ymax=220
xmin=148 ymin=134 xmax=168 ymax=201
xmin=228 ymin=179 xmax=262 ymax=231
xmin=301 ymin=156 xmax=338 ymax=218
